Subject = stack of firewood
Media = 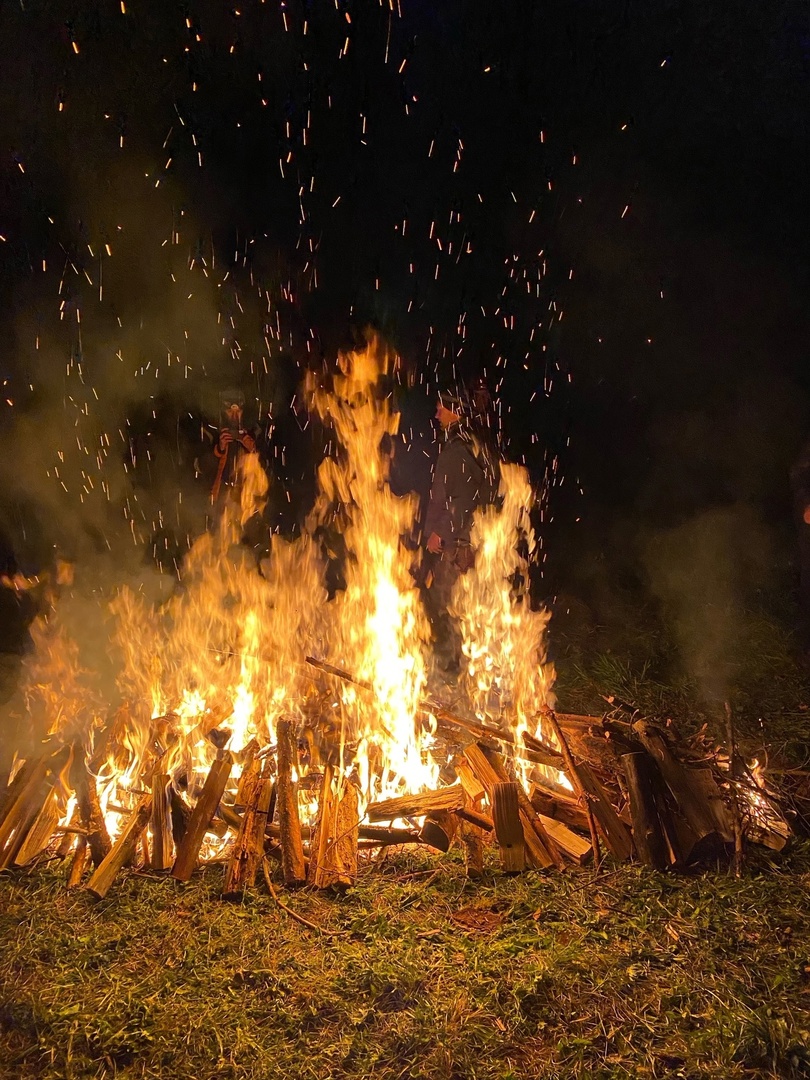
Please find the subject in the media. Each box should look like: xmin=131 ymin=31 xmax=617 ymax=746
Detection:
xmin=0 ymin=691 xmax=791 ymax=901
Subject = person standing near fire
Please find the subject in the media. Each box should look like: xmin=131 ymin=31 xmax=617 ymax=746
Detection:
xmin=421 ymin=387 xmax=499 ymax=674
xmin=790 ymin=434 xmax=810 ymax=643
xmin=208 ymin=390 xmax=258 ymax=506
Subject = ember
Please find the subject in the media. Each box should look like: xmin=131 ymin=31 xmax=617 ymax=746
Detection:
xmin=0 ymin=336 xmax=792 ymax=898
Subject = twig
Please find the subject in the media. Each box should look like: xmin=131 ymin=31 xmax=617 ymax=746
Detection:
xmin=260 ymin=856 xmax=349 ymax=937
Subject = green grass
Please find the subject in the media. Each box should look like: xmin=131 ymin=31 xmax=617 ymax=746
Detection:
xmin=1 ymin=843 xmax=810 ymax=1080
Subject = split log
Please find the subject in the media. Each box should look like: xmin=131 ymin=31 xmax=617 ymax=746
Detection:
xmin=462 ymin=743 xmax=561 ymax=870
xmin=150 ymin=773 xmax=173 ymax=871
xmin=57 ymin=804 xmax=84 ymax=859
xmin=537 ymin=815 xmax=592 ymax=866
xmin=492 ymin=782 xmax=526 ymax=872
xmin=85 ymin=796 xmax=152 ymax=899
xmin=170 ymin=786 xmax=193 ymax=847
xmin=529 ymin=783 xmax=591 ymax=833
xmin=459 ymin=818 xmax=486 ymax=878
xmin=14 ymin=787 xmax=61 ymax=866
xmin=0 ymin=757 xmax=42 ymax=828
xmin=633 ymin=720 xmax=732 ymax=847
xmin=308 ymin=766 xmax=358 ymax=890
xmin=541 ymin=707 xmax=633 ymax=861
xmin=275 ymin=718 xmax=306 ymax=887
xmin=454 ymin=759 xmax=487 ymax=806
xmin=419 ymin=810 xmax=458 ymax=852
xmin=67 ymin=835 xmax=90 ymax=888
xmin=172 ymin=751 xmax=234 ymax=883
xmin=575 ymin=762 xmax=634 ymax=861
xmin=222 ymin=772 xmax=274 ymax=900
xmin=71 ymin=749 xmax=112 ymax=868
xmin=0 ymin=748 xmax=69 ymax=871
xmin=366 ymin=785 xmax=465 ymax=822
xmin=621 ymin=752 xmax=669 ymax=870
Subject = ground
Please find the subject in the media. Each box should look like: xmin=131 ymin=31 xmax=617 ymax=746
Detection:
xmin=2 ymin=592 xmax=810 ymax=1080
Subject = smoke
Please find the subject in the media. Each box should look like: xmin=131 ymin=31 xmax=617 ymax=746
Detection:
xmin=640 ymin=504 xmax=777 ymax=703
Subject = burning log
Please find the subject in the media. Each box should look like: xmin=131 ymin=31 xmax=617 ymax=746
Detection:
xmin=170 ymin=786 xmax=193 ymax=848
xmin=0 ymin=756 xmax=43 ymax=828
xmin=85 ymin=796 xmax=152 ymax=900
xmin=462 ymin=743 xmax=561 ymax=869
xmin=67 ymin=835 xmax=90 ymax=888
xmin=150 ymin=773 xmax=173 ymax=871
xmin=275 ymin=718 xmax=306 ymax=887
xmin=172 ymin=751 xmax=234 ymax=883
xmin=222 ymin=768 xmax=274 ymax=900
xmin=70 ymin=748 xmax=112 ymax=868
xmin=308 ymin=765 xmax=358 ymax=890
xmin=491 ymin=782 xmax=526 ymax=872
xmin=0 ymin=748 xmax=69 ymax=871
xmin=620 ymin=752 xmax=669 ymax=870
xmin=14 ymin=787 xmax=61 ymax=866
xmin=366 ymin=785 xmax=466 ymax=822
xmin=632 ymin=720 xmax=732 ymax=852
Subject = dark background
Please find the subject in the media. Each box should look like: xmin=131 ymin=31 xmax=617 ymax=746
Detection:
xmin=0 ymin=0 xmax=809 ymax=670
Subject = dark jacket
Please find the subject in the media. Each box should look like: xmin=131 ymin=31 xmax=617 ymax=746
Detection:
xmin=423 ymin=426 xmax=488 ymax=545
xmin=790 ymin=438 xmax=810 ymax=520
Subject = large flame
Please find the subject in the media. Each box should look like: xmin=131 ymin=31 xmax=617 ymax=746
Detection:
xmin=9 ymin=332 xmax=555 ymax=860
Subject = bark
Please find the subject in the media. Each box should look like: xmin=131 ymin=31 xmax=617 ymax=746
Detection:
xmin=276 ymin=719 xmax=306 ymax=887
xmin=222 ymin=773 xmax=274 ymax=900
xmin=70 ymin=748 xmax=112 ymax=869
xmin=529 ymin=783 xmax=591 ymax=833
xmin=266 ymin=822 xmax=420 ymax=846
xmin=308 ymin=766 xmax=358 ymax=890
xmin=621 ymin=752 xmax=669 ymax=870
xmin=366 ymin=785 xmax=465 ymax=822
xmin=633 ymin=720 xmax=732 ymax=845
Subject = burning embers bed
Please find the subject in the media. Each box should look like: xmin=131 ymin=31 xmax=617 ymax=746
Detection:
xmin=0 ymin=337 xmax=792 ymax=900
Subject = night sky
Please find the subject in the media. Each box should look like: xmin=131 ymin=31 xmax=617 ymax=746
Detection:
xmin=1 ymin=0 xmax=809 ymax=645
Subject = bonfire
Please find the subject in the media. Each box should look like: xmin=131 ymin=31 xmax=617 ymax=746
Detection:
xmin=0 ymin=336 xmax=790 ymax=902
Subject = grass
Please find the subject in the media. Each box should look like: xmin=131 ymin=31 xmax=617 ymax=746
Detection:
xmin=1 ymin=845 xmax=810 ymax=1080
xmin=3 ymin=594 xmax=810 ymax=1079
